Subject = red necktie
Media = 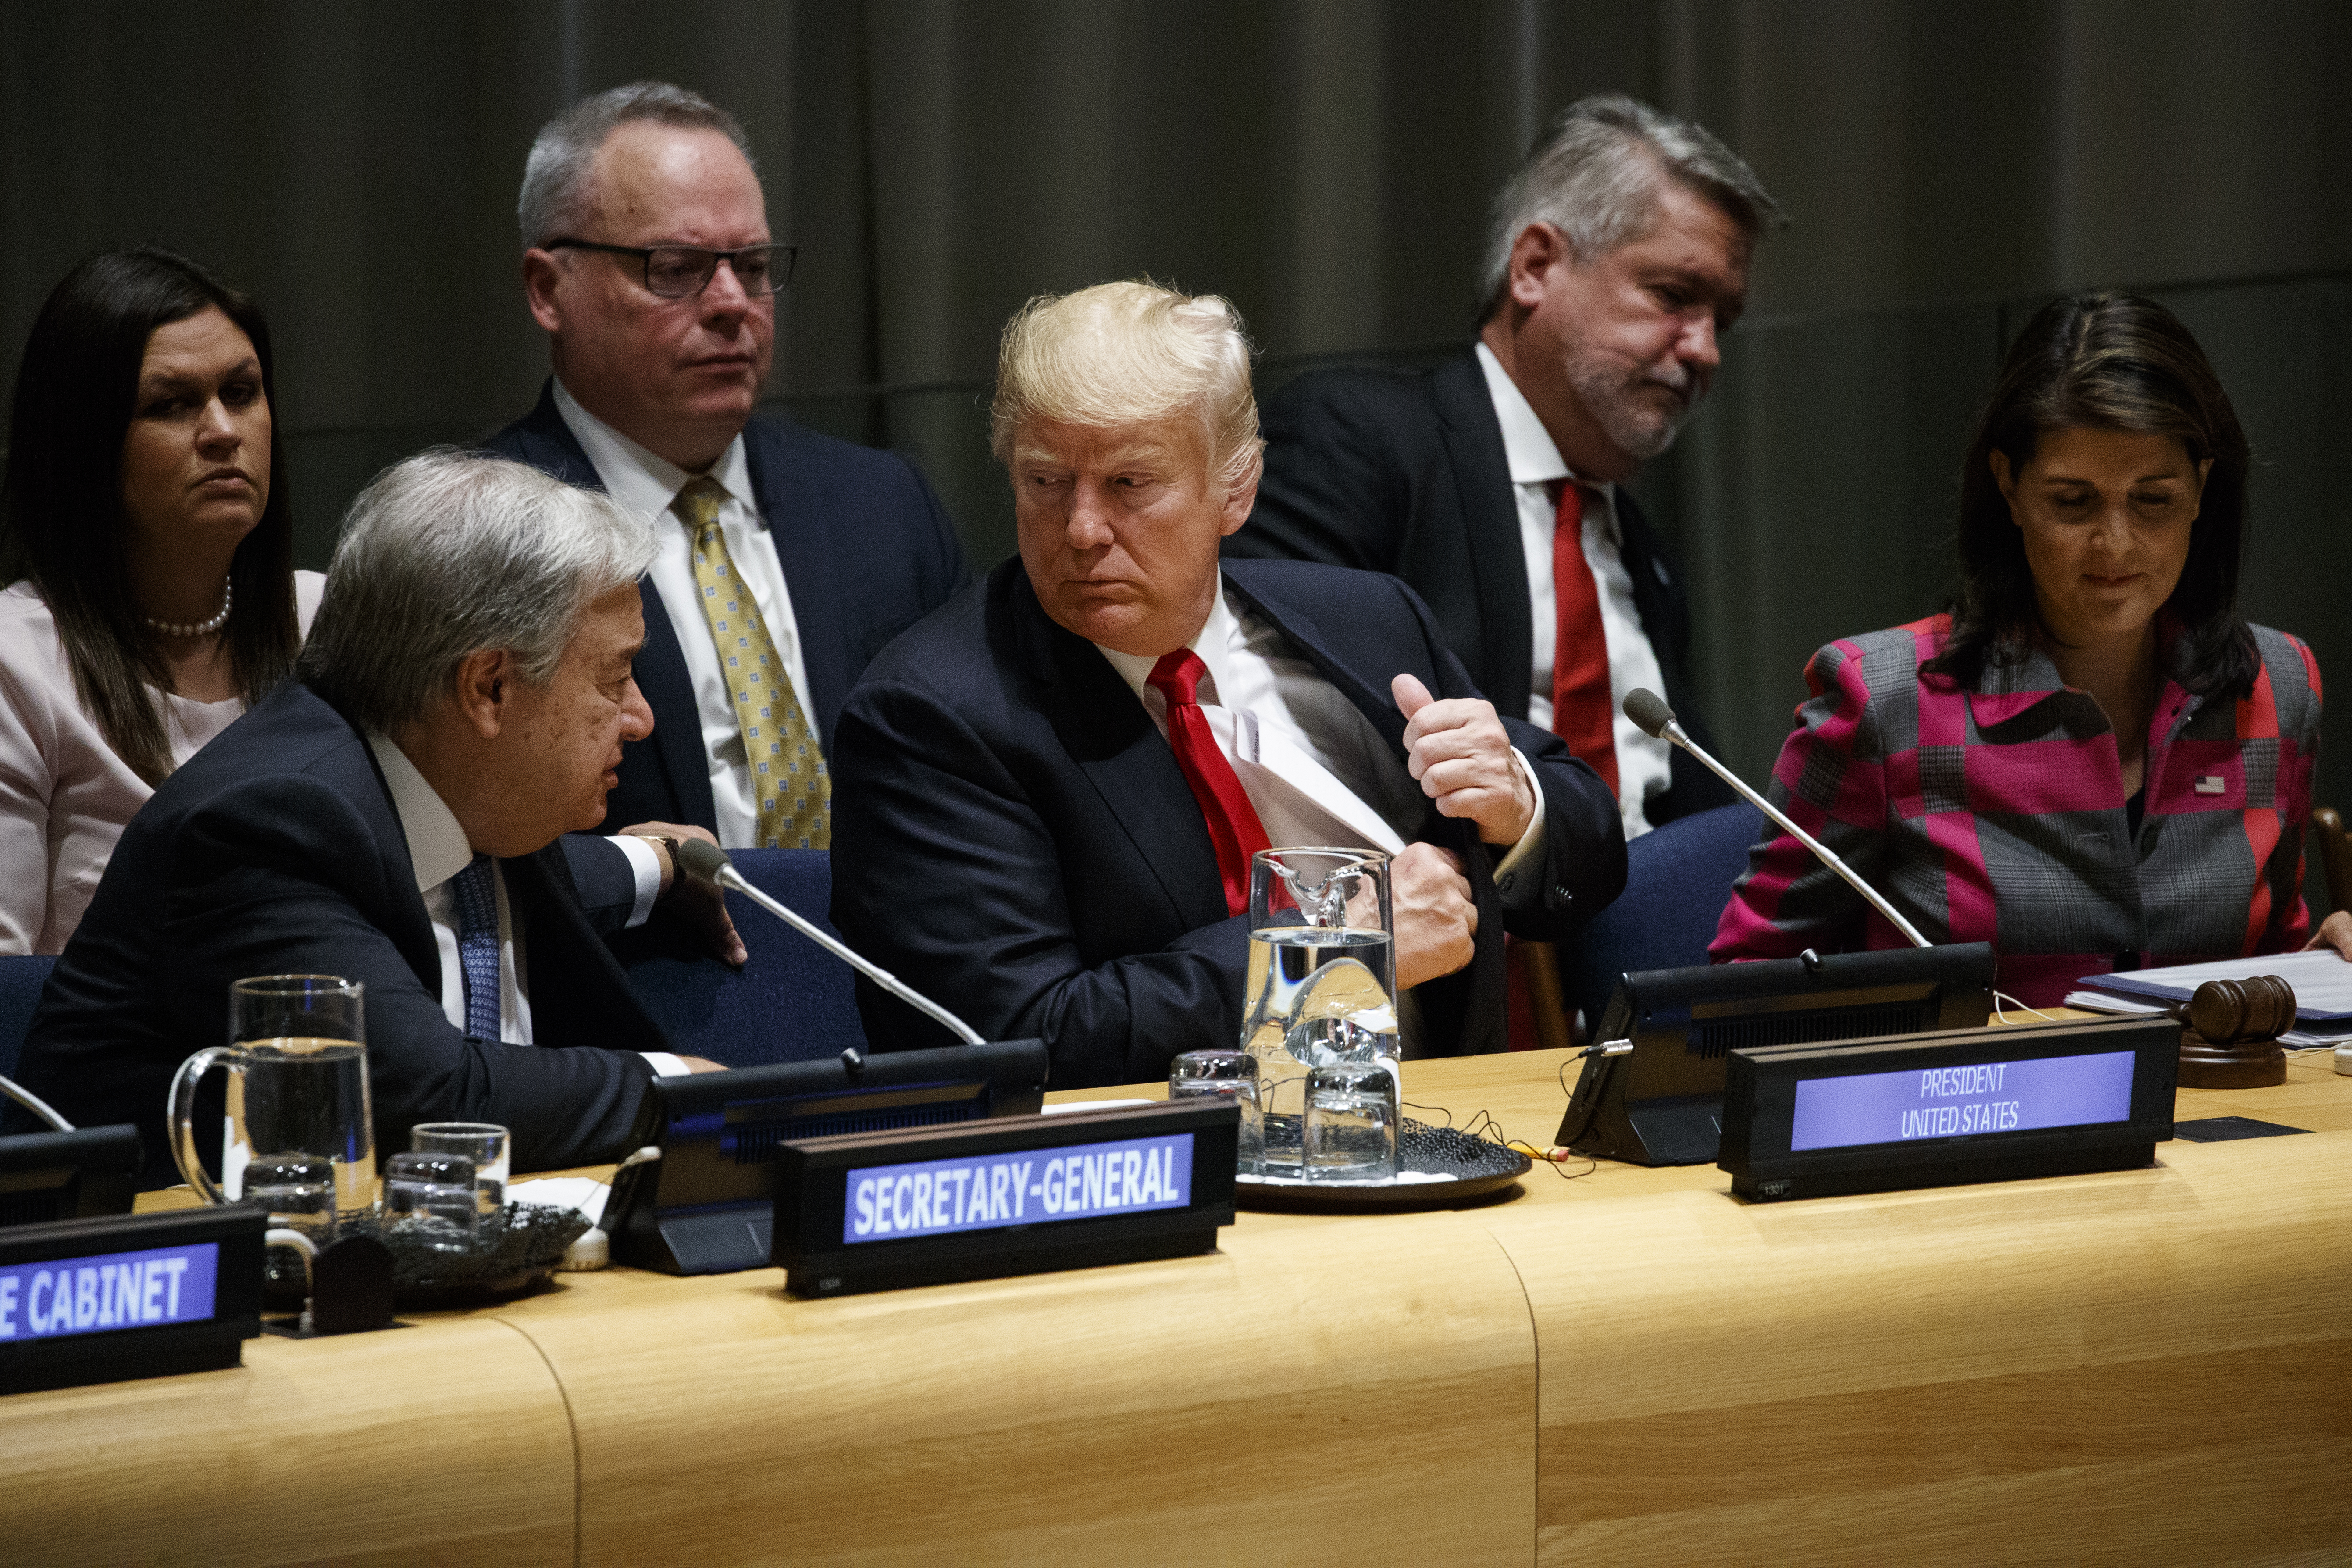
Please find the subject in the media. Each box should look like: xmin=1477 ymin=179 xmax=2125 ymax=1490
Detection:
xmin=1550 ymin=481 xmax=1620 ymax=797
xmin=1148 ymin=649 xmax=1272 ymax=917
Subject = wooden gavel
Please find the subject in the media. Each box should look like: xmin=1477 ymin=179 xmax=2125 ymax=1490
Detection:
xmin=2176 ymin=974 xmax=2293 ymax=1089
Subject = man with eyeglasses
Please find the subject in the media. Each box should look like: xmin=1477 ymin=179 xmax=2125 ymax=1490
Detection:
xmin=485 ymin=82 xmax=968 ymax=852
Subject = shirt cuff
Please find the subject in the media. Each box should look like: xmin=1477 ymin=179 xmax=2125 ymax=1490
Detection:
xmin=1492 ymin=747 xmax=1549 ymax=879
xmin=640 ymin=1051 xmax=692 ymax=1077
xmin=609 ymin=834 xmax=663 ymax=928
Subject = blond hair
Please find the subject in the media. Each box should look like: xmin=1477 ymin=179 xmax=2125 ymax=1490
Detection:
xmin=989 ymin=281 xmax=1264 ymax=499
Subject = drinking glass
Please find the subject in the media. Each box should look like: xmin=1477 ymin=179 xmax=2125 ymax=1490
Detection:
xmin=1304 ymin=1061 xmax=1399 ymax=1182
xmin=240 ymin=1154 xmax=337 ymax=1248
xmin=383 ymin=1152 xmax=479 ymax=1252
xmin=1239 ymin=848 xmax=1396 ymax=1173
xmin=1168 ymin=1050 xmax=1264 ymax=1176
xmin=411 ymin=1123 xmax=510 ymax=1215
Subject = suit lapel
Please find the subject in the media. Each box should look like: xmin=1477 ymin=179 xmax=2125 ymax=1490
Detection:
xmin=1221 ymin=565 xmax=1487 ymax=870
xmin=742 ymin=424 xmax=851 ymax=740
xmin=632 ymin=578 xmax=716 ymax=829
xmin=315 ymin=693 xmax=445 ymax=991
xmin=506 ymin=846 xmax=666 ymax=1053
xmin=501 ymin=381 xmax=607 ymax=491
xmin=1221 ymin=570 xmax=1409 ymax=758
xmin=1010 ymin=577 xmax=1230 ymax=933
xmin=1612 ymin=490 xmax=1685 ymax=692
xmin=1429 ymin=351 xmax=1533 ymax=717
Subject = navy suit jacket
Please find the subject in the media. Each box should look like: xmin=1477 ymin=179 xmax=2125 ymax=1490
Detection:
xmin=8 ymin=683 xmax=669 ymax=1187
xmin=1227 ymin=348 xmax=1733 ymax=826
xmin=484 ymin=381 xmax=970 ymax=835
xmin=829 ymin=557 xmax=1627 ymax=1089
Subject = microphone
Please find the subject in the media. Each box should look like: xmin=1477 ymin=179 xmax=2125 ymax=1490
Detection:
xmin=673 ymin=838 xmax=988 ymax=1046
xmin=0 ymin=1072 xmax=71 ymax=1132
xmin=1623 ymin=688 xmax=1930 ymax=949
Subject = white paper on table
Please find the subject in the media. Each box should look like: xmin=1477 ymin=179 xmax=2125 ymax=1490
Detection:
xmin=508 ymin=1176 xmax=609 ymax=1226
xmin=2077 ymin=948 xmax=2352 ymax=1020
xmin=2067 ymin=985 xmax=2352 ymax=1047
xmin=2063 ymin=990 xmax=2170 ymax=1016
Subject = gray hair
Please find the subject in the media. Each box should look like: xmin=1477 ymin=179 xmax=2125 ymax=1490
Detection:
xmin=298 ymin=451 xmax=658 ymax=733
xmin=1478 ymin=94 xmax=1785 ymax=318
xmin=517 ymin=81 xmax=755 ymax=248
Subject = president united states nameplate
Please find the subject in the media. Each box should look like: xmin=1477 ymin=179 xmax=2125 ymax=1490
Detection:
xmin=1718 ymin=1015 xmax=2179 ymax=1201
xmin=772 ymin=1100 xmax=1238 ymax=1296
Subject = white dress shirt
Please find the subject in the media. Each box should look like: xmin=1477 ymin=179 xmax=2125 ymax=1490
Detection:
xmin=552 ymin=379 xmax=814 ymax=850
xmin=1093 ymin=580 xmax=1548 ymax=883
xmin=1475 ymin=341 xmax=1673 ymax=840
xmin=362 ymin=733 xmax=688 ymax=1076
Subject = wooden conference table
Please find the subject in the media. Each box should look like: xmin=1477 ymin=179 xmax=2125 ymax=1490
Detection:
xmin=6 ymin=1040 xmax=2349 ymax=1566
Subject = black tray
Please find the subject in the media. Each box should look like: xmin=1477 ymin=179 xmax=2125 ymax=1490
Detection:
xmin=1236 ymin=1116 xmax=1531 ymax=1211
xmin=264 ymin=1200 xmax=592 ymax=1308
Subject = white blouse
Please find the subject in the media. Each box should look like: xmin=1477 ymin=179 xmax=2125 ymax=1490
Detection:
xmin=0 ymin=573 xmax=325 ymax=954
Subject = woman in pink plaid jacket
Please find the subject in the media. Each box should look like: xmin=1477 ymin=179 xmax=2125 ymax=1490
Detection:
xmin=1714 ymin=294 xmax=2351 ymax=1006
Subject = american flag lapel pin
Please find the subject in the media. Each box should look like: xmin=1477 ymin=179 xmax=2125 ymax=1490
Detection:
xmin=2193 ymin=776 xmax=2226 ymax=795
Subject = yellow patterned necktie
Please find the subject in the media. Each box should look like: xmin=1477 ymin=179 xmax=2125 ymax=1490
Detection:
xmin=673 ymin=477 xmax=831 ymax=849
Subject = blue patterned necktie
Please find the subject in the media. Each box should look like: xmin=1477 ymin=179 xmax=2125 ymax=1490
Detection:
xmin=450 ymin=852 xmax=502 ymax=1041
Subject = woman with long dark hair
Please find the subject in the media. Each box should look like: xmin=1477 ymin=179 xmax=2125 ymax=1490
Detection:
xmin=1711 ymin=293 xmax=2343 ymax=1004
xmin=0 ymin=247 xmax=320 ymax=952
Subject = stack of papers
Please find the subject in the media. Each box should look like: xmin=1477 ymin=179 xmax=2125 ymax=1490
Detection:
xmin=2066 ymin=949 xmax=2352 ymax=1047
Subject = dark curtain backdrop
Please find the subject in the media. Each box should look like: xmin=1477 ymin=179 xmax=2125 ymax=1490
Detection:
xmin=4 ymin=0 xmax=2348 ymax=886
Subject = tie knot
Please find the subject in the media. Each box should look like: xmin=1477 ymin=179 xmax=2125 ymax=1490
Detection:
xmin=1552 ymin=478 xmax=1589 ymax=531
xmin=673 ymin=476 xmax=728 ymax=535
xmin=1147 ymin=648 xmax=1209 ymax=707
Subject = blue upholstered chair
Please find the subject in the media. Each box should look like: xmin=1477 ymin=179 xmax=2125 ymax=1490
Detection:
xmin=0 ymin=954 xmax=56 ymax=1083
xmin=616 ymin=849 xmax=868 ymax=1067
xmin=1559 ymin=803 xmax=1764 ymax=1036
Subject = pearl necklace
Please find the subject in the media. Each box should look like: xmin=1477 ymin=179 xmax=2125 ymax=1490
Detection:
xmin=146 ymin=577 xmax=233 ymax=639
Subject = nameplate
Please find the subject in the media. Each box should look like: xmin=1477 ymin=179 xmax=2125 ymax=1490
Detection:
xmin=0 ymin=1207 xmax=265 ymax=1395
xmin=776 ymin=1100 xmax=1237 ymax=1296
xmin=1720 ymin=1016 xmax=2179 ymax=1201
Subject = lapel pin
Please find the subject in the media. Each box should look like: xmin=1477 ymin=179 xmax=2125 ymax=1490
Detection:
xmin=2193 ymin=776 xmax=2226 ymax=795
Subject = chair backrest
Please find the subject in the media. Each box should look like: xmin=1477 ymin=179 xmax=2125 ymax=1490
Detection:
xmin=2313 ymin=807 xmax=2352 ymax=915
xmin=616 ymin=850 xmax=867 ymax=1067
xmin=0 ymin=954 xmax=57 ymax=1082
xmin=1559 ymin=804 xmax=1764 ymax=1036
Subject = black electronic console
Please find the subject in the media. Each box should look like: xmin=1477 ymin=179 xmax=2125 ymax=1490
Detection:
xmin=1556 ymin=943 xmax=1996 ymax=1166
xmin=1718 ymin=1015 xmax=2179 ymax=1201
xmin=0 ymin=1124 xmax=143 ymax=1229
xmin=606 ymin=1040 xmax=1050 ymax=1276
xmin=773 ymin=1099 xmax=1237 ymax=1297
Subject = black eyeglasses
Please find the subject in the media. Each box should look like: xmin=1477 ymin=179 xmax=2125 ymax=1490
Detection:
xmin=545 ymin=239 xmax=797 ymax=298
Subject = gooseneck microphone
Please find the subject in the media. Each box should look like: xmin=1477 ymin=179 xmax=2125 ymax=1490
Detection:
xmin=673 ymin=837 xmax=988 ymax=1046
xmin=1623 ymin=688 xmax=1931 ymax=949
xmin=0 ymin=1073 xmax=72 ymax=1131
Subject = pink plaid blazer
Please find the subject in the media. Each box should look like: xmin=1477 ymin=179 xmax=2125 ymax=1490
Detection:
xmin=1711 ymin=614 xmax=2321 ymax=1006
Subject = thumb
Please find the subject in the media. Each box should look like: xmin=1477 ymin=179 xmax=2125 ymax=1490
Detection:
xmin=1391 ymin=671 xmax=1434 ymax=720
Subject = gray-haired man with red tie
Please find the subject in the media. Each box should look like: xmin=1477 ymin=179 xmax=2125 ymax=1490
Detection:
xmin=1229 ymin=94 xmax=1783 ymax=844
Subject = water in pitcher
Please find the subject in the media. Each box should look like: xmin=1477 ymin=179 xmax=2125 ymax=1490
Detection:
xmin=224 ymin=1038 xmax=375 ymax=1219
xmin=1241 ymin=927 xmax=1398 ymax=1171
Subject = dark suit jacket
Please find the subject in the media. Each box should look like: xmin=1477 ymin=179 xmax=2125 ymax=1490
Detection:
xmin=484 ymin=381 xmax=971 ymax=835
xmin=8 ymin=683 xmax=670 ymax=1187
xmin=1227 ymin=347 xmax=1733 ymax=825
xmin=829 ymin=557 xmax=1627 ymax=1089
